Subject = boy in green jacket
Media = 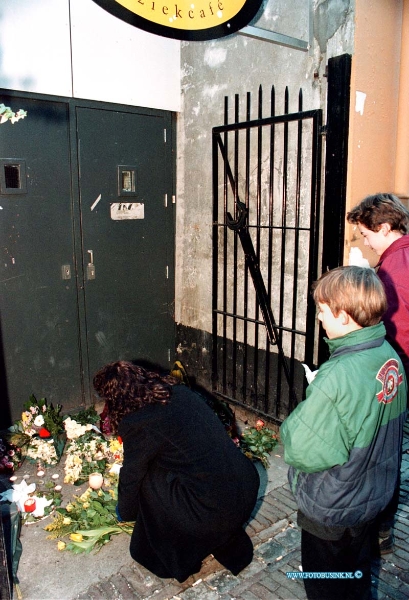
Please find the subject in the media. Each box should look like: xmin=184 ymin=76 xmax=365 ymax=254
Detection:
xmin=280 ymin=266 xmax=407 ymax=600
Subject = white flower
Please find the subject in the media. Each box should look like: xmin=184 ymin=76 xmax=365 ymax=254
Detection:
xmin=34 ymin=415 xmax=45 ymax=427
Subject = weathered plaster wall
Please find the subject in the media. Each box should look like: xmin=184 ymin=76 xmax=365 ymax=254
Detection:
xmin=175 ymin=0 xmax=355 ymax=381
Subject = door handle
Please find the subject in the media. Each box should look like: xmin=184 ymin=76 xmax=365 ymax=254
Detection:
xmin=87 ymin=250 xmax=95 ymax=280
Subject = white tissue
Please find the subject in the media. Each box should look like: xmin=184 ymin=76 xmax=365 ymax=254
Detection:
xmin=302 ymin=363 xmax=319 ymax=384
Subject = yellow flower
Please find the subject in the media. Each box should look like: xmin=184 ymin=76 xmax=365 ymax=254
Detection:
xmin=83 ymin=502 xmax=90 ymax=509
xmin=70 ymin=533 xmax=83 ymax=542
xmin=79 ymin=491 xmax=90 ymax=502
xmin=65 ymin=503 xmax=74 ymax=512
xmin=63 ymin=517 xmax=71 ymax=525
xmin=57 ymin=541 xmax=66 ymax=551
xmin=97 ymin=490 xmax=103 ymax=497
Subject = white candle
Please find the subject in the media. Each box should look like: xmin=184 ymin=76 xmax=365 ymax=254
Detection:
xmin=54 ymin=485 xmax=62 ymax=492
xmin=37 ymin=470 xmax=45 ymax=477
xmin=9 ymin=476 xmax=17 ymax=482
xmin=88 ymin=472 xmax=103 ymax=490
xmin=52 ymin=474 xmax=59 ymax=479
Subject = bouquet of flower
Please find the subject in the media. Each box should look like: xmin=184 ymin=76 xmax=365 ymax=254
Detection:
xmin=44 ymin=485 xmax=133 ymax=554
xmin=0 ymin=434 xmax=26 ymax=474
xmin=64 ymin=431 xmax=110 ymax=485
xmin=26 ymin=438 xmax=61 ymax=465
xmin=20 ymin=395 xmax=64 ymax=440
xmin=63 ymin=417 xmax=93 ymax=440
xmin=239 ymin=420 xmax=278 ymax=468
xmin=17 ymin=395 xmax=66 ymax=465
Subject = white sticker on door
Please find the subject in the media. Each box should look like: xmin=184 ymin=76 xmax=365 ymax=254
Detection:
xmin=110 ymin=202 xmax=145 ymax=220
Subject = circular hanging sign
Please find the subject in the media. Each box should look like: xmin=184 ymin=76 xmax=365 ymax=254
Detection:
xmin=91 ymin=0 xmax=264 ymax=41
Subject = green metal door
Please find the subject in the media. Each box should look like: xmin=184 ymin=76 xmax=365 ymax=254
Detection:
xmin=75 ymin=106 xmax=175 ymax=395
xmin=0 ymin=94 xmax=82 ymax=425
xmin=0 ymin=93 xmax=175 ymax=425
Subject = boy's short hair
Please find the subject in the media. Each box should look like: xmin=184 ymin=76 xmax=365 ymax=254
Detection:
xmin=347 ymin=192 xmax=409 ymax=234
xmin=312 ymin=266 xmax=387 ymax=327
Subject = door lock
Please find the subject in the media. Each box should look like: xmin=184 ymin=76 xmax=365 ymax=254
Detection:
xmin=87 ymin=250 xmax=96 ymax=280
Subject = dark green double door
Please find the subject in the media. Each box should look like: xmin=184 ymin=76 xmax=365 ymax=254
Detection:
xmin=0 ymin=92 xmax=175 ymax=425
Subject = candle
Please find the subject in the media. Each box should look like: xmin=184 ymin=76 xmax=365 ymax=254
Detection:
xmin=54 ymin=485 xmax=62 ymax=492
xmin=9 ymin=476 xmax=17 ymax=482
xmin=24 ymin=498 xmax=36 ymax=513
xmin=37 ymin=470 xmax=45 ymax=477
xmin=52 ymin=474 xmax=59 ymax=480
xmin=88 ymin=472 xmax=103 ymax=490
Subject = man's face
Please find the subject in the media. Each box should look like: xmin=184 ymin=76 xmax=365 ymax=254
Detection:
xmin=358 ymin=224 xmax=389 ymax=256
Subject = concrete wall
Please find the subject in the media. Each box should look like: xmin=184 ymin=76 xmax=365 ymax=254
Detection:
xmin=0 ymin=0 xmax=180 ymax=111
xmin=175 ymin=0 xmax=355 ymax=382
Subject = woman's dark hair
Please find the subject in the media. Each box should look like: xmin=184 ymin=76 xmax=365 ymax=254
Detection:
xmin=347 ymin=193 xmax=409 ymax=234
xmin=93 ymin=361 xmax=179 ymax=433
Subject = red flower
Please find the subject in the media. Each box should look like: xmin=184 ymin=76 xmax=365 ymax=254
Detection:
xmin=39 ymin=427 xmax=51 ymax=438
xmin=255 ymin=419 xmax=265 ymax=430
xmin=117 ymin=436 xmax=123 ymax=445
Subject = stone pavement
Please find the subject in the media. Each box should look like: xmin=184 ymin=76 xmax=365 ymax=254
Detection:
xmin=71 ymin=417 xmax=409 ymax=600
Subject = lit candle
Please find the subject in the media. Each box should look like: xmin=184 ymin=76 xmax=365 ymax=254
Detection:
xmin=88 ymin=473 xmax=103 ymax=490
xmin=24 ymin=498 xmax=36 ymax=513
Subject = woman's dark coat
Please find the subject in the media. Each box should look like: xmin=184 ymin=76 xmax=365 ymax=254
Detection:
xmin=118 ymin=384 xmax=260 ymax=582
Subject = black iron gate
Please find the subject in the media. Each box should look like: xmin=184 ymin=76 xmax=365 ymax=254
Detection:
xmin=212 ymin=55 xmax=351 ymax=425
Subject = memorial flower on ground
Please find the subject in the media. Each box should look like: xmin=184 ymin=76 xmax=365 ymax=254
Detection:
xmin=19 ymin=395 xmax=64 ymax=439
xmin=26 ymin=438 xmax=59 ymax=465
xmin=63 ymin=417 xmax=93 ymax=440
xmin=63 ymin=431 xmax=110 ymax=485
xmin=240 ymin=424 xmax=278 ymax=468
xmin=45 ymin=485 xmax=133 ymax=553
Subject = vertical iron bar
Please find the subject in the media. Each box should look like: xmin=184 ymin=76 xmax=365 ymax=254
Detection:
xmin=212 ymin=132 xmax=219 ymax=394
xmin=243 ymin=92 xmax=251 ymax=404
xmin=253 ymin=85 xmax=263 ymax=408
xmin=305 ymin=110 xmax=323 ymax=369
xmin=289 ymin=89 xmax=303 ymax=406
xmin=277 ymin=87 xmax=290 ymax=414
xmin=265 ymin=85 xmax=276 ymax=415
xmin=232 ymin=95 xmax=239 ymax=398
xmin=222 ymin=96 xmax=229 ymax=394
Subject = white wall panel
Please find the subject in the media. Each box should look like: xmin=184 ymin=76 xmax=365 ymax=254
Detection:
xmin=0 ymin=0 xmax=73 ymax=97
xmin=70 ymin=0 xmax=180 ymax=111
xmin=0 ymin=0 xmax=180 ymax=112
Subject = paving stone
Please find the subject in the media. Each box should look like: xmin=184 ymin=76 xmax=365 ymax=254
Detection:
xmin=274 ymin=526 xmax=301 ymax=549
xmin=204 ymin=571 xmax=240 ymax=594
xmin=119 ymin=565 xmax=166 ymax=595
xmin=246 ymin=582 xmax=274 ymax=600
xmin=257 ymin=500 xmax=288 ymax=521
xmin=177 ymin=582 xmax=220 ymax=599
xmin=235 ymin=591 xmax=259 ymax=600
xmin=249 ymin=513 xmax=272 ymax=533
xmin=255 ymin=539 xmax=286 ymax=563
xmin=109 ymin=574 xmax=141 ymax=598
xmin=268 ymin=489 xmax=298 ymax=512
xmin=372 ymin=577 xmax=409 ymax=600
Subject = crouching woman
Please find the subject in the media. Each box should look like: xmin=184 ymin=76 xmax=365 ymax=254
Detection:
xmin=93 ymin=361 xmax=260 ymax=583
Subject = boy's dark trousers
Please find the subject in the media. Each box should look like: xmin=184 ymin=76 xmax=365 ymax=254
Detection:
xmin=301 ymin=524 xmax=373 ymax=600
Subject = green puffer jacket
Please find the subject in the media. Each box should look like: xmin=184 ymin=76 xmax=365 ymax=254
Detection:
xmin=280 ymin=322 xmax=407 ymax=528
